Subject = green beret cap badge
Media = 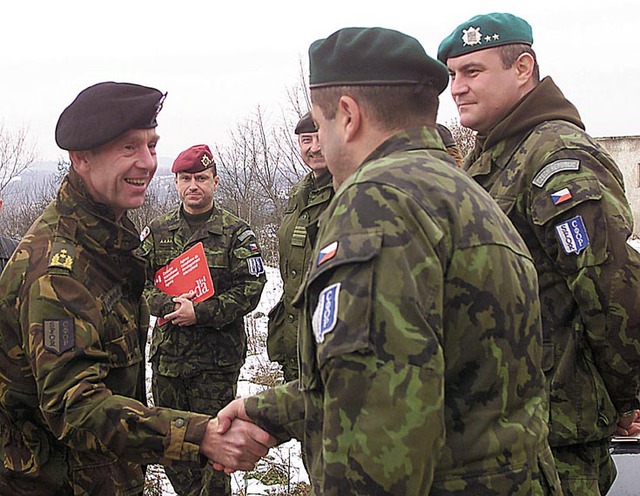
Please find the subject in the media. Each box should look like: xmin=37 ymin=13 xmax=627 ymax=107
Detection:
xmin=437 ymin=13 xmax=533 ymax=63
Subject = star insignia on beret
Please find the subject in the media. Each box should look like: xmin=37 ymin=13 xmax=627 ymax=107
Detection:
xmin=462 ymin=26 xmax=483 ymax=46
xmin=493 ymin=33 xmax=500 ymax=40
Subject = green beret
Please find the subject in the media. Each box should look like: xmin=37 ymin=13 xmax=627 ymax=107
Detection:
xmin=294 ymin=112 xmax=317 ymax=135
xmin=55 ymin=81 xmax=166 ymax=151
xmin=437 ymin=13 xmax=533 ymax=63
xmin=309 ymin=27 xmax=449 ymax=94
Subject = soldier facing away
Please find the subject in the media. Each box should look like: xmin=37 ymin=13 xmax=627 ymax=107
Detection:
xmin=216 ymin=26 xmax=562 ymax=495
xmin=439 ymin=13 xmax=640 ymax=495
xmin=0 ymin=82 xmax=274 ymax=496
xmin=139 ymin=143 xmax=267 ymax=495
xmin=267 ymin=112 xmax=334 ymax=382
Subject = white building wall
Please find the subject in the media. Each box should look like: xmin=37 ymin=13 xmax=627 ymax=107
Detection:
xmin=596 ymin=136 xmax=640 ymax=236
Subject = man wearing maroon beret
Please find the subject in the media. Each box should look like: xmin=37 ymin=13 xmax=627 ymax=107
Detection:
xmin=140 ymin=144 xmax=267 ymax=495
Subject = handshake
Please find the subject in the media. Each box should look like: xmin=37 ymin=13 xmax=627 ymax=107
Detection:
xmin=199 ymin=398 xmax=277 ymax=473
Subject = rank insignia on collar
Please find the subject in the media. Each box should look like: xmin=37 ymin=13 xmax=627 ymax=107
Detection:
xmin=317 ymin=241 xmax=338 ymax=266
xmin=551 ymin=187 xmax=572 ymax=205
xmin=140 ymin=226 xmax=151 ymax=242
xmin=462 ymin=26 xmax=483 ymax=46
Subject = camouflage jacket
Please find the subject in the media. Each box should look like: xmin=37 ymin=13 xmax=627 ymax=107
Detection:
xmin=0 ymin=170 xmax=211 ymax=496
xmin=139 ymin=203 xmax=266 ymax=377
xmin=0 ymin=234 xmax=19 ymax=273
xmin=267 ymin=171 xmax=334 ymax=369
xmin=246 ymin=127 xmax=558 ymax=495
xmin=463 ymin=77 xmax=640 ymax=446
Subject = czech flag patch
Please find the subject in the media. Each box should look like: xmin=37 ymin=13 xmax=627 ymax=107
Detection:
xmin=317 ymin=241 xmax=338 ymax=266
xmin=551 ymin=187 xmax=572 ymax=205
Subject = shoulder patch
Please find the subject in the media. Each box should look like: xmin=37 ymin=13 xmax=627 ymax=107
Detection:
xmin=238 ymin=229 xmax=256 ymax=243
xmin=317 ymin=241 xmax=338 ymax=266
xmin=140 ymin=226 xmax=151 ymax=242
xmin=555 ymin=215 xmax=589 ymax=255
xmin=49 ymin=241 xmax=76 ymax=271
xmin=43 ymin=318 xmax=75 ymax=355
xmin=532 ymin=159 xmax=580 ymax=187
xmin=247 ymin=256 xmax=265 ymax=276
xmin=312 ymin=283 xmax=341 ymax=343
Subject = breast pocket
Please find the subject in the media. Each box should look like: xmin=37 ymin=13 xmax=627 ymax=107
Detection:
xmin=103 ymin=300 xmax=143 ymax=369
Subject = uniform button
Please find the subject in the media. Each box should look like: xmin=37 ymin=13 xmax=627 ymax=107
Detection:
xmin=301 ymin=213 xmax=309 ymax=221
xmin=291 ymin=270 xmax=297 ymax=277
xmin=287 ymin=314 xmax=295 ymax=323
xmin=175 ymin=418 xmax=185 ymax=428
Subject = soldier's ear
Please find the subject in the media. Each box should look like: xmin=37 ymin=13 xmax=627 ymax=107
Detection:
xmin=338 ymin=96 xmax=361 ymax=143
xmin=69 ymin=150 xmax=91 ymax=173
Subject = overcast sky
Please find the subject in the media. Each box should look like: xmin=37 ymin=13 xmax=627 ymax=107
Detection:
xmin=2 ymin=0 xmax=637 ymax=163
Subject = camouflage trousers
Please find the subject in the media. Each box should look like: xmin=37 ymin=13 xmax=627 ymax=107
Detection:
xmin=552 ymin=440 xmax=616 ymax=495
xmin=152 ymin=369 xmax=240 ymax=496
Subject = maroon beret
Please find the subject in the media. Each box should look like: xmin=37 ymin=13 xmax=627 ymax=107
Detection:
xmin=172 ymin=144 xmax=215 ymax=174
xmin=55 ymin=81 xmax=165 ymax=151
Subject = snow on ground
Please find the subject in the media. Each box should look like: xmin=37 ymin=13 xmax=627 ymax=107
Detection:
xmin=145 ymin=266 xmax=309 ymax=495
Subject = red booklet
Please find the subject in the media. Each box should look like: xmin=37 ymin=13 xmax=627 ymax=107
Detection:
xmin=154 ymin=242 xmax=214 ymax=324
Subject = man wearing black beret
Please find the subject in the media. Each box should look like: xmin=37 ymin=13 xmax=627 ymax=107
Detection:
xmin=266 ymin=112 xmax=334 ymax=383
xmin=216 ymin=27 xmax=561 ymax=494
xmin=0 ymin=82 xmax=275 ymax=495
xmin=439 ymin=13 xmax=640 ymax=494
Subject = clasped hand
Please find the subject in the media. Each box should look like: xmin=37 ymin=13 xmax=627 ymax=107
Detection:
xmin=199 ymin=398 xmax=276 ymax=473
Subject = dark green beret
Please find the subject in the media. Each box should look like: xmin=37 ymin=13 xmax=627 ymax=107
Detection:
xmin=437 ymin=13 xmax=533 ymax=63
xmin=55 ymin=81 xmax=166 ymax=151
xmin=309 ymin=27 xmax=449 ymax=94
xmin=294 ymin=112 xmax=317 ymax=135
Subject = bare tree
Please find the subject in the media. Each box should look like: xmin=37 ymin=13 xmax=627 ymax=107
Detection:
xmin=0 ymin=124 xmax=37 ymax=198
xmin=445 ymin=119 xmax=477 ymax=159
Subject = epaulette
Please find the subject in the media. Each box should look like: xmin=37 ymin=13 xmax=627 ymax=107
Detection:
xmin=49 ymin=215 xmax=78 ymax=274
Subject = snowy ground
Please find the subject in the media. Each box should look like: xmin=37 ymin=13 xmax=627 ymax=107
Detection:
xmin=145 ymin=266 xmax=309 ymax=495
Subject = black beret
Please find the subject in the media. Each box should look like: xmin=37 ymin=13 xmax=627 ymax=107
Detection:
xmin=438 ymin=13 xmax=533 ymax=63
xmin=309 ymin=27 xmax=449 ymax=94
xmin=294 ymin=112 xmax=317 ymax=135
xmin=55 ymin=81 xmax=166 ymax=151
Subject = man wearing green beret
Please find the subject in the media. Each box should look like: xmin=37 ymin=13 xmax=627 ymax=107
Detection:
xmin=0 ymin=82 xmax=275 ymax=495
xmin=439 ymin=12 xmax=640 ymax=495
xmin=216 ymin=26 xmax=561 ymax=494
xmin=267 ymin=112 xmax=334 ymax=383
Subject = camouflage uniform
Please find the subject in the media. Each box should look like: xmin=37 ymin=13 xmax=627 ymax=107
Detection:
xmin=0 ymin=170 xmax=212 ymax=496
xmin=267 ymin=171 xmax=334 ymax=381
xmin=244 ymin=127 xmax=561 ymax=495
xmin=0 ymin=235 xmax=18 ymax=273
xmin=463 ymin=77 xmax=640 ymax=494
xmin=139 ymin=203 xmax=266 ymax=495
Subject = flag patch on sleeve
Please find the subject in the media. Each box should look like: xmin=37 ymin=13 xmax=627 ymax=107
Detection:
xmin=317 ymin=241 xmax=338 ymax=266
xmin=312 ymin=283 xmax=340 ymax=343
xmin=555 ymin=215 xmax=589 ymax=255
xmin=551 ymin=187 xmax=572 ymax=205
